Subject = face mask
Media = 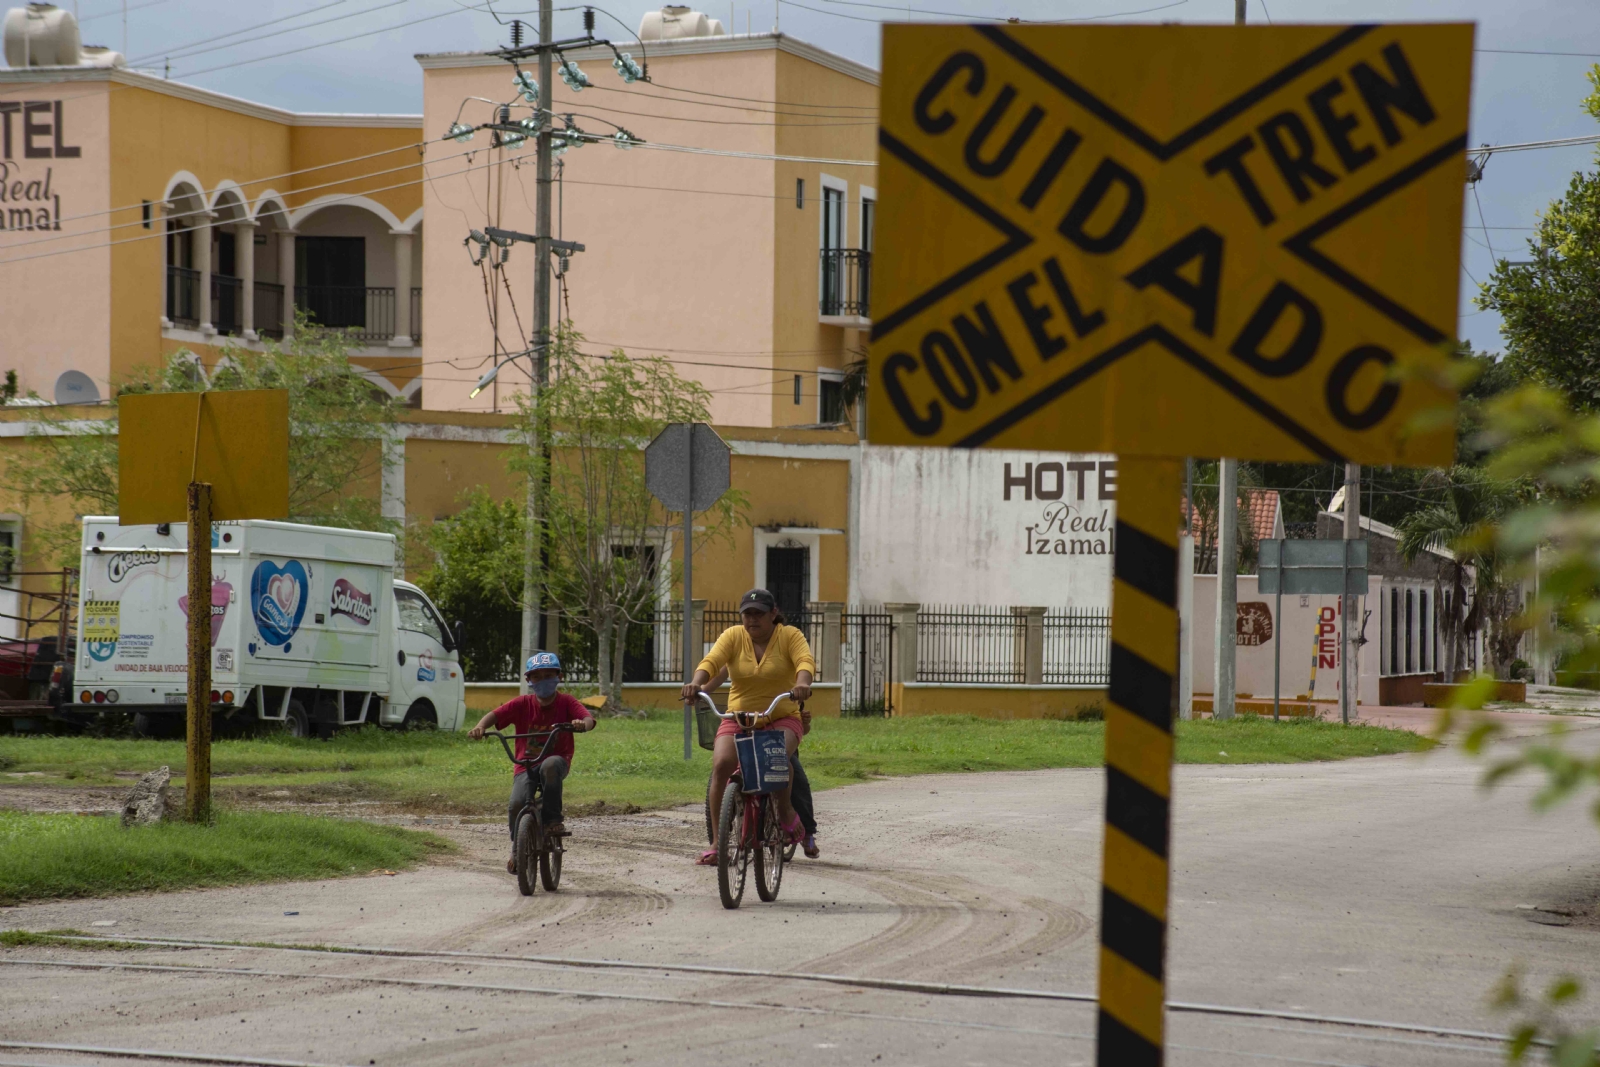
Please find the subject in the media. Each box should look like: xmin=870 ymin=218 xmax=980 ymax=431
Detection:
xmin=531 ymin=677 xmax=560 ymax=701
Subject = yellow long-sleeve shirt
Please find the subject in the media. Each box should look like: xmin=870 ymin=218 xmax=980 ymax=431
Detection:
xmin=698 ymin=623 xmax=816 ymax=726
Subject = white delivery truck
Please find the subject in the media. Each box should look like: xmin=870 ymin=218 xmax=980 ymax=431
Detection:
xmin=72 ymin=517 xmax=468 ymax=737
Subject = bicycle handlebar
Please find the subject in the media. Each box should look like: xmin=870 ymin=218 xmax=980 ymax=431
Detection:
xmin=485 ymin=723 xmax=575 ymax=767
xmin=692 ymin=690 xmax=796 ymax=724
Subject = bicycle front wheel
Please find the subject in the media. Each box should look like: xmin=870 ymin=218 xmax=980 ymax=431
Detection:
xmin=754 ymin=797 xmax=785 ymax=902
xmin=717 ymin=781 xmax=748 ymax=909
xmin=540 ymin=834 xmax=563 ymax=891
xmin=515 ymin=812 xmax=538 ymax=896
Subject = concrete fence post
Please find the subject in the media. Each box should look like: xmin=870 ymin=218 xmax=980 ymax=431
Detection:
xmin=815 ymin=601 xmax=844 ymax=681
xmin=1015 ymin=606 xmax=1047 ymax=685
xmin=690 ymin=599 xmax=708 ymax=666
xmin=883 ymin=602 xmax=920 ymax=683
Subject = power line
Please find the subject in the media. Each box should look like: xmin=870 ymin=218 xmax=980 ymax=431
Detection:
xmin=0 ymin=148 xmax=503 ymax=268
xmin=0 ymin=139 xmax=465 ymax=253
xmin=129 ymin=0 xmax=407 ymax=67
xmin=77 ymin=0 xmax=174 ymax=23
xmin=1477 ymin=48 xmax=1600 ymax=58
xmin=169 ymin=2 xmax=472 ymax=79
xmin=565 ymin=98 xmax=877 ymax=128
xmin=812 ymin=0 xmax=1188 ymax=22
xmin=1477 ymin=133 xmax=1600 ymax=155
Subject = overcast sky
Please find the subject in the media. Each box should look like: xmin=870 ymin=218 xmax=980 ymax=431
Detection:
xmin=56 ymin=0 xmax=1600 ymax=355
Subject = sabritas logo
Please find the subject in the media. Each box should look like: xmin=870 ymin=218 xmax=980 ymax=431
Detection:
xmin=330 ymin=578 xmax=375 ymax=625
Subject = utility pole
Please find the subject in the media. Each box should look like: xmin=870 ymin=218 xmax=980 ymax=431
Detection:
xmin=1213 ymin=459 xmax=1239 ymax=720
xmin=1211 ymin=0 xmax=1246 ymax=723
xmin=516 ymin=0 xmax=556 ymax=684
xmin=1342 ymin=462 xmax=1360 ymax=725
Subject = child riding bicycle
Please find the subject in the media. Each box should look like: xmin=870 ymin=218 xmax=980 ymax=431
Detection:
xmin=468 ymin=651 xmax=595 ymax=873
xmin=681 ymin=588 xmax=813 ymax=866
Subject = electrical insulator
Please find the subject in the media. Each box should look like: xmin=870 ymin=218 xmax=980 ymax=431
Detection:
xmin=612 ymin=52 xmax=643 ymax=83
xmin=559 ymin=59 xmax=590 ymax=91
xmin=611 ymin=130 xmax=635 ymax=149
xmin=583 ymin=7 xmax=595 ymax=33
xmin=498 ymin=104 xmax=511 ymax=125
xmin=448 ymin=122 xmax=475 ymax=143
xmin=510 ymin=19 xmax=523 ymax=47
xmin=514 ymin=71 xmax=539 ymax=104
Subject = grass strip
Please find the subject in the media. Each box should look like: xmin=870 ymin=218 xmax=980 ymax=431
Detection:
xmin=0 ymin=810 xmax=449 ymax=905
xmin=0 ymin=714 xmax=1427 ymax=816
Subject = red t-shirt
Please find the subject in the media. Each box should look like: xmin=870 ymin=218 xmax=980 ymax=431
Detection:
xmin=492 ymin=693 xmax=594 ymax=774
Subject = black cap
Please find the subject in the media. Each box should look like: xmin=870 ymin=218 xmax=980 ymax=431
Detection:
xmin=739 ymin=588 xmax=777 ymax=614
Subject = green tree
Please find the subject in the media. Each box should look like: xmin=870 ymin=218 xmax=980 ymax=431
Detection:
xmin=1395 ymin=465 xmax=1521 ymax=681
xmin=512 ymin=328 xmax=747 ymax=710
xmin=3 ymin=318 xmax=401 ymax=565
xmin=414 ymin=489 xmax=526 ymax=683
xmin=1479 ymin=67 xmax=1600 ymax=411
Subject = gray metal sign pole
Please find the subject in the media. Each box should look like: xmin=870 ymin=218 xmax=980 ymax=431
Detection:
xmin=682 ymin=451 xmax=694 ymax=761
xmin=645 ymin=422 xmax=731 ymax=762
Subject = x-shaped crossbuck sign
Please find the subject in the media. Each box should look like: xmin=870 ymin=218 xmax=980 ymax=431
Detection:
xmin=866 ymin=22 xmax=1473 ymax=466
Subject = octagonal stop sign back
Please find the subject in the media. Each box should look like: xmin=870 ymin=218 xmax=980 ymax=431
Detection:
xmin=866 ymin=22 xmax=1472 ymax=465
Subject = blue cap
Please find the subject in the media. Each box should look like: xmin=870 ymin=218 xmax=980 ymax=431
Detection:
xmin=524 ymin=651 xmax=562 ymax=676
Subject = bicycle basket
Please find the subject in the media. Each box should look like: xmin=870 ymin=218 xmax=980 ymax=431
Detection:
xmin=694 ymin=701 xmax=719 ymax=751
xmin=734 ymin=729 xmax=790 ymax=795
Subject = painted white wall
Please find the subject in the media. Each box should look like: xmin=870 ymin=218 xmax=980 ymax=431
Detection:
xmin=0 ymin=91 xmax=111 ymax=401
xmin=1191 ymin=574 xmax=1380 ymax=706
xmin=856 ymin=445 xmax=1116 ymax=608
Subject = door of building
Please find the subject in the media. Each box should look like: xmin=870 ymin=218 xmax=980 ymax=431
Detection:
xmin=766 ymin=544 xmax=809 ymax=620
xmin=295 ymin=236 xmax=366 ymax=329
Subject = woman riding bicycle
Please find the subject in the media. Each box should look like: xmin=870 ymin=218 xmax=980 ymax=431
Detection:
xmin=681 ymin=588 xmax=813 ymax=866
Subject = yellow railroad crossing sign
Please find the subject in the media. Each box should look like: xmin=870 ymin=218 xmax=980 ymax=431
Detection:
xmin=867 ymin=23 xmax=1472 ymax=465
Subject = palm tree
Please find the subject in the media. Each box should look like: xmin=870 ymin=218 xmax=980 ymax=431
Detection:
xmin=1396 ymin=466 xmax=1520 ymax=680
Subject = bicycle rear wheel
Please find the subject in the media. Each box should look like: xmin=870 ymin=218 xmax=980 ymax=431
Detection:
xmin=716 ymin=780 xmax=748 ymax=909
xmin=515 ymin=812 xmax=538 ymax=896
xmin=753 ymin=797 xmax=785 ymax=902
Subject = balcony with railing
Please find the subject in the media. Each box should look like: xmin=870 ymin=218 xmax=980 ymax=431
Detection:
xmin=212 ymin=274 xmax=243 ymax=336
xmin=255 ymin=282 xmax=285 ymax=340
xmin=820 ymin=248 xmax=871 ymax=326
xmin=166 ymin=265 xmax=199 ymax=327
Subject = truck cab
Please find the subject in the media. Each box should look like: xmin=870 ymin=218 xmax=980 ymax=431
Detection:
xmin=383 ymin=580 xmax=466 ymax=730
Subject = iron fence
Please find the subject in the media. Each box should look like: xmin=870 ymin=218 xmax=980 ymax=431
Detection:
xmin=916 ymin=604 xmax=1027 ymax=684
xmin=1043 ymin=607 xmax=1111 ymax=684
xmin=840 ymin=608 xmax=893 ymax=715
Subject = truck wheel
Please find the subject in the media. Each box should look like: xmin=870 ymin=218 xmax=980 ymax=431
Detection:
xmin=283 ymin=700 xmax=311 ymax=739
xmin=402 ymin=702 xmax=437 ymax=731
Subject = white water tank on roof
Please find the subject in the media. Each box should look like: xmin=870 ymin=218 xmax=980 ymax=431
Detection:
xmin=639 ymin=5 xmax=725 ymax=41
xmin=4 ymin=3 xmax=80 ymax=67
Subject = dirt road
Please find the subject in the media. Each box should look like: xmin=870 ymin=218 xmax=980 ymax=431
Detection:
xmin=4 ymin=722 xmax=1599 ymax=1066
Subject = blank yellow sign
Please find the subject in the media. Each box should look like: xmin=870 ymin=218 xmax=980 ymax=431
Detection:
xmin=866 ymin=23 xmax=1472 ymax=465
xmin=119 ymin=389 xmax=289 ymax=523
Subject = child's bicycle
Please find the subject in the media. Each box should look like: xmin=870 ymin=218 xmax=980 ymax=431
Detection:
xmin=487 ymin=724 xmax=575 ymax=895
xmin=696 ymin=691 xmax=798 ymax=910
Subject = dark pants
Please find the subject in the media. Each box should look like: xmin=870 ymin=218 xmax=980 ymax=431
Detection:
xmin=791 ymin=753 xmax=816 ymax=837
xmin=507 ymin=756 xmax=569 ymax=841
